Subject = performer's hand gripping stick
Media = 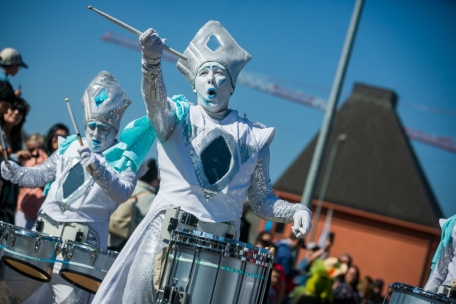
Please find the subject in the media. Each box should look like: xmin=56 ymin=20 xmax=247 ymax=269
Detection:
xmin=88 ymin=5 xmax=187 ymax=61
xmin=65 ymin=98 xmax=93 ymax=176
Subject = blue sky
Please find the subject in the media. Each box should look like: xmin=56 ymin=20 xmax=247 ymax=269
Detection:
xmin=1 ymin=0 xmax=455 ymax=217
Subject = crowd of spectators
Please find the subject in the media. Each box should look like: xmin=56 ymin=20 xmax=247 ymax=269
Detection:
xmin=251 ymin=229 xmax=388 ymax=304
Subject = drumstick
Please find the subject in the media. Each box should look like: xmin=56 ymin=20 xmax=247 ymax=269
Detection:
xmin=88 ymin=6 xmax=187 ymax=61
xmin=65 ymin=98 xmax=93 ymax=176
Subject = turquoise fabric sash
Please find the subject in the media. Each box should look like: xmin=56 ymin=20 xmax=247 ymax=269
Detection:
xmin=103 ymin=94 xmax=190 ymax=173
xmin=430 ymin=214 xmax=456 ymax=273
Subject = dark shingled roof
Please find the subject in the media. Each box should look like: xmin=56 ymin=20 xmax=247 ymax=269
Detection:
xmin=274 ymin=83 xmax=443 ymax=229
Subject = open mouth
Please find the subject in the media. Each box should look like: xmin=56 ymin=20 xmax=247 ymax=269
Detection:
xmin=207 ymin=88 xmax=216 ymax=99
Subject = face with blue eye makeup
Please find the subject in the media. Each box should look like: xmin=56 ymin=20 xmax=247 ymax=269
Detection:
xmin=85 ymin=120 xmax=117 ymax=152
xmin=193 ymin=61 xmax=233 ymax=113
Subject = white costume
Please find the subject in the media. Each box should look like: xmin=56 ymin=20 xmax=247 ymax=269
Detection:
xmin=93 ymin=21 xmax=312 ymax=303
xmin=424 ymin=215 xmax=456 ymax=292
xmin=0 ymin=71 xmax=142 ymax=303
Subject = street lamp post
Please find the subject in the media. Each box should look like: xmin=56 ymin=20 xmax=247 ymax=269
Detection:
xmin=309 ymin=133 xmax=348 ymax=242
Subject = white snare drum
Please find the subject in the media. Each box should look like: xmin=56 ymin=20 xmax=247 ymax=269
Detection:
xmin=157 ymin=228 xmax=274 ymax=304
xmin=1 ymin=225 xmax=62 ymax=282
xmin=389 ymin=283 xmax=455 ymax=304
xmin=59 ymin=241 xmax=118 ymax=294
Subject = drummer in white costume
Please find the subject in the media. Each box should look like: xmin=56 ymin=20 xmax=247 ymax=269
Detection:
xmin=93 ymin=21 xmax=312 ymax=303
xmin=1 ymin=71 xmax=144 ymax=303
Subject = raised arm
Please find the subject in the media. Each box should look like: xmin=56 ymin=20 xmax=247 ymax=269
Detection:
xmin=1 ymin=152 xmax=58 ymax=188
xmin=78 ymin=146 xmax=141 ymax=204
xmin=248 ymin=144 xmax=312 ymax=237
xmin=140 ymin=28 xmax=177 ymax=142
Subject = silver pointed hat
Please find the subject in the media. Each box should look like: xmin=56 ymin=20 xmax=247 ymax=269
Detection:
xmin=177 ymin=20 xmax=252 ymax=90
xmin=81 ymin=71 xmax=131 ymax=130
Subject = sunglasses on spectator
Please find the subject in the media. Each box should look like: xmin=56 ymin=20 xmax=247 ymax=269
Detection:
xmin=11 ymin=106 xmax=26 ymax=115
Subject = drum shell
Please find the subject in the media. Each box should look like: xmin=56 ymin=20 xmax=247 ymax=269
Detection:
xmin=60 ymin=242 xmax=118 ymax=293
xmin=389 ymin=282 xmax=455 ymax=304
xmin=162 ymin=229 xmax=272 ymax=304
xmin=1 ymin=226 xmax=61 ymax=282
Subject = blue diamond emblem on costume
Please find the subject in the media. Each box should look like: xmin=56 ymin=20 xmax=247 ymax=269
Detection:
xmin=62 ymin=163 xmax=85 ymax=199
xmin=201 ymin=136 xmax=231 ymax=185
xmin=94 ymin=88 xmax=108 ymax=107
xmin=189 ymin=128 xmax=240 ymax=202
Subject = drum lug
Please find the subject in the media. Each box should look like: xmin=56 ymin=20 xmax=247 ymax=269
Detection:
xmin=35 ymin=238 xmax=41 ymax=253
xmin=55 ymin=243 xmax=61 ymax=256
xmin=67 ymin=244 xmax=74 ymax=259
xmin=90 ymin=253 xmax=97 ymax=266
xmin=10 ymin=232 xmax=16 ymax=247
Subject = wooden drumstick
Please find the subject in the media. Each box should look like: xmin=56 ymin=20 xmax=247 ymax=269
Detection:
xmin=65 ymin=98 xmax=93 ymax=176
xmin=88 ymin=6 xmax=187 ymax=61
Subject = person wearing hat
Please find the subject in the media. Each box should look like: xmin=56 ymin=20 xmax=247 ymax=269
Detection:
xmin=93 ymin=21 xmax=312 ymax=304
xmin=0 ymin=47 xmax=28 ymax=97
xmin=1 ymin=71 xmax=145 ymax=303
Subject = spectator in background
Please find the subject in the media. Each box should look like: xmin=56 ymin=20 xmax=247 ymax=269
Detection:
xmin=256 ymin=230 xmax=274 ymax=248
xmin=2 ymin=97 xmax=30 ymax=160
xmin=357 ymin=276 xmax=375 ymax=304
xmin=239 ymin=199 xmax=251 ymax=243
xmin=274 ymin=233 xmax=305 ymax=303
xmin=0 ymin=81 xmax=15 ymax=116
xmin=371 ymin=279 xmax=386 ymax=304
xmin=295 ymin=237 xmax=333 ymax=286
xmin=333 ymin=265 xmax=362 ymax=304
xmin=108 ymin=158 xmax=159 ymax=251
xmin=0 ymin=96 xmax=29 ymax=223
xmin=45 ymin=123 xmax=69 ymax=155
xmin=0 ymin=48 xmax=28 ymax=97
xmin=15 ymin=133 xmax=47 ymax=228
xmin=336 ymin=253 xmax=353 ymax=283
xmin=269 ymin=266 xmax=286 ymax=304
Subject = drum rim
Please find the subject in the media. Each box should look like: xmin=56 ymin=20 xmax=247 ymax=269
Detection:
xmin=7 ymin=227 xmax=61 ymax=242
xmin=1 ymin=255 xmax=52 ymax=282
xmin=389 ymin=282 xmax=454 ymax=303
xmin=59 ymin=269 xmax=101 ymax=294
xmin=171 ymin=228 xmax=273 ymax=255
xmin=65 ymin=241 xmax=119 ymax=257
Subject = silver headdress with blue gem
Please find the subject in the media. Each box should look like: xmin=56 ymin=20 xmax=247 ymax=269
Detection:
xmin=176 ymin=20 xmax=252 ymax=90
xmin=81 ymin=71 xmax=131 ymax=130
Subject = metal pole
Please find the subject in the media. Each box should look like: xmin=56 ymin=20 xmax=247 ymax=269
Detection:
xmin=308 ymin=135 xmax=346 ymax=241
xmin=300 ymin=0 xmax=364 ymax=208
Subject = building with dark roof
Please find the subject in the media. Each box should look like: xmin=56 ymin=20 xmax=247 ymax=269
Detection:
xmin=266 ymin=83 xmax=442 ymax=290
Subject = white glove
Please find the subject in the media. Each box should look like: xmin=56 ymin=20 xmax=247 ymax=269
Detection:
xmin=77 ymin=146 xmax=101 ymax=172
xmin=1 ymin=160 xmax=20 ymax=181
xmin=139 ymin=28 xmax=166 ymax=59
xmin=292 ymin=209 xmax=312 ymax=238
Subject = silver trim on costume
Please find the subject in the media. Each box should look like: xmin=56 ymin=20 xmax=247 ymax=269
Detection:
xmin=142 ymin=55 xmax=177 ymax=142
xmin=55 ymin=157 xmax=93 ymax=212
xmin=81 ymin=71 xmax=131 ymax=131
xmin=182 ymin=121 xmax=204 ymax=146
xmin=189 ymin=128 xmax=239 ymax=201
xmin=248 ymin=144 xmax=310 ymax=223
xmin=177 ymin=20 xmax=252 ymax=90
xmin=6 ymin=152 xmax=58 ymax=188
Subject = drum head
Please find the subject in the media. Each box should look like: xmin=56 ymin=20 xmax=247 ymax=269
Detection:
xmin=59 ymin=269 xmax=101 ymax=294
xmin=2 ymin=256 xmax=51 ymax=282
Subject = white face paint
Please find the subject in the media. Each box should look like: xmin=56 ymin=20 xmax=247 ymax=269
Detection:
xmin=194 ymin=61 xmax=233 ymax=113
xmin=85 ymin=121 xmax=117 ymax=152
